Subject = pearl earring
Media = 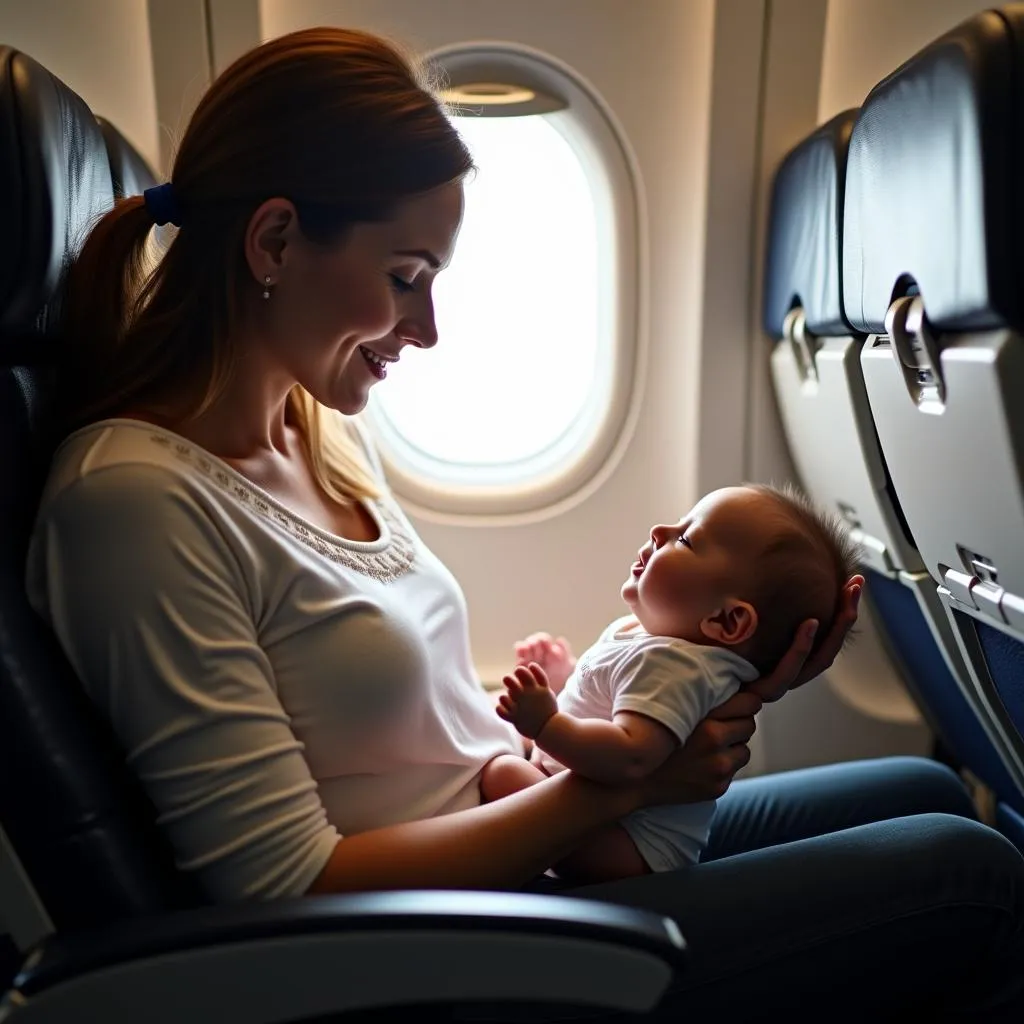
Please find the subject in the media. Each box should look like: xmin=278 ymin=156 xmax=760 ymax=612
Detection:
xmin=262 ymin=275 xmax=272 ymax=300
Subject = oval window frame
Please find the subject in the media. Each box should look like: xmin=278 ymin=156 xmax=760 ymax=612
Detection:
xmin=365 ymin=42 xmax=643 ymax=524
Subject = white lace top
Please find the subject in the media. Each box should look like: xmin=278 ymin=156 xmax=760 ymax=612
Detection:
xmin=25 ymin=417 xmax=522 ymax=901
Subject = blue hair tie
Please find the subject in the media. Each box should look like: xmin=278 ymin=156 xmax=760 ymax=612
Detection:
xmin=143 ymin=182 xmax=182 ymax=227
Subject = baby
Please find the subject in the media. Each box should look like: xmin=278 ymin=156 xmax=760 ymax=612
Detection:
xmin=481 ymin=483 xmax=859 ymax=883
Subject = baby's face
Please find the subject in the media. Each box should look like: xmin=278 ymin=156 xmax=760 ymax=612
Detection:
xmin=621 ymin=487 xmax=772 ymax=640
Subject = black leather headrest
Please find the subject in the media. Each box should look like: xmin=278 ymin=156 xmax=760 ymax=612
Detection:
xmin=0 ymin=47 xmax=112 ymax=347
xmin=0 ymin=52 xmax=199 ymax=925
xmin=843 ymin=5 xmax=1024 ymax=334
xmin=763 ymin=109 xmax=857 ymax=339
xmin=96 ymin=116 xmax=158 ymax=198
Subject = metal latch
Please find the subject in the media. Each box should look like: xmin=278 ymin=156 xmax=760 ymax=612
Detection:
xmin=782 ymin=307 xmax=819 ymax=384
xmin=943 ymin=555 xmax=1010 ymax=625
xmin=885 ymin=295 xmax=946 ymax=410
xmin=942 ymin=566 xmax=978 ymax=609
xmin=963 ymin=548 xmax=998 ymax=584
xmin=958 ymin=548 xmax=1008 ymax=624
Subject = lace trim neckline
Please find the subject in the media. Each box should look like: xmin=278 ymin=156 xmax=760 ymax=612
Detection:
xmin=67 ymin=418 xmax=417 ymax=583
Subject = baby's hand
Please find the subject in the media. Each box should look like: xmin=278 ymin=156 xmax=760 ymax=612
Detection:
xmin=496 ymin=663 xmax=559 ymax=740
xmin=513 ymin=632 xmax=576 ymax=693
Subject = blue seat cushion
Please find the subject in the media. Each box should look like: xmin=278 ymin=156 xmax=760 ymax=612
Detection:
xmin=865 ymin=569 xmax=1023 ymax=815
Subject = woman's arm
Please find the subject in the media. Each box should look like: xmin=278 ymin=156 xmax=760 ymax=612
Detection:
xmin=307 ymin=769 xmax=635 ymax=893
xmin=30 ymin=466 xmax=346 ymax=902
xmin=308 ymin=698 xmax=760 ymax=895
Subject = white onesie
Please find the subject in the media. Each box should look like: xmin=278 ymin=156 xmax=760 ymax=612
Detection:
xmin=537 ymin=617 xmax=760 ymax=871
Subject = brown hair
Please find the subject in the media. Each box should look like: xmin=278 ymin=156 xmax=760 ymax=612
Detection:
xmin=741 ymin=483 xmax=860 ymax=673
xmin=58 ymin=27 xmax=473 ymax=502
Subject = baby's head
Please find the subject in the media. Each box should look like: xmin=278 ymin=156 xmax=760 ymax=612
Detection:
xmin=621 ymin=484 xmax=860 ymax=673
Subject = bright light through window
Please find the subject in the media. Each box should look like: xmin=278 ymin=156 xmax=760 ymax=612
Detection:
xmin=371 ymin=114 xmax=600 ymax=468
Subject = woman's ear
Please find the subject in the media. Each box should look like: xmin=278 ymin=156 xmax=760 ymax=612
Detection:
xmin=700 ymin=599 xmax=758 ymax=646
xmin=244 ymin=197 xmax=299 ymax=287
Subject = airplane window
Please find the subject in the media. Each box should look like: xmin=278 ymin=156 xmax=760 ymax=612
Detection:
xmin=365 ymin=49 xmax=639 ymax=520
xmin=371 ymin=114 xmax=597 ymax=466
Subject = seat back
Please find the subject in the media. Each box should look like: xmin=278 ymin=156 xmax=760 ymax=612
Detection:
xmin=95 ymin=116 xmax=157 ymax=198
xmin=764 ymin=109 xmax=918 ymax=574
xmin=842 ymin=4 xmax=1024 ymax=845
xmin=764 ymin=102 xmax=1024 ymax=824
xmin=0 ymin=47 xmax=201 ymax=947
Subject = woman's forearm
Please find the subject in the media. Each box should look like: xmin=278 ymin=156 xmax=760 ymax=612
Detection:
xmin=306 ymin=770 xmax=637 ymax=895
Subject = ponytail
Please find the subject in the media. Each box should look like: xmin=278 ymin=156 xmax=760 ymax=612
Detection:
xmin=57 ymin=197 xmax=154 ymax=430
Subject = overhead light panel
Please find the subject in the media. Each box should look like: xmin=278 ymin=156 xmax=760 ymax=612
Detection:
xmin=440 ymin=81 xmax=566 ymax=117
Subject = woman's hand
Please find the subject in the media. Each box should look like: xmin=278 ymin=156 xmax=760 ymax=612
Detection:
xmin=629 ymin=690 xmax=763 ymax=809
xmin=624 ymin=577 xmax=864 ymax=812
xmin=746 ymin=574 xmax=864 ymax=704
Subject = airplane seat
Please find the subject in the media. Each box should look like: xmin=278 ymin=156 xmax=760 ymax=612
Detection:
xmin=842 ymin=4 xmax=1024 ymax=851
xmin=95 ymin=116 xmax=158 ymax=197
xmin=0 ymin=45 xmax=203 ymax=937
xmin=763 ymin=109 xmax=1024 ymax=828
xmin=0 ymin=47 xmax=686 ymax=1022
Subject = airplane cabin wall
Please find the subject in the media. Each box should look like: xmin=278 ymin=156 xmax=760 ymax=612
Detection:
xmin=819 ymin=0 xmax=999 ymax=123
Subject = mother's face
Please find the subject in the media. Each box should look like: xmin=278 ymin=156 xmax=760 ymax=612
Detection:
xmin=253 ymin=180 xmax=465 ymax=415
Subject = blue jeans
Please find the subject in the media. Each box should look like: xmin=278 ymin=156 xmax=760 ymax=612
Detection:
xmin=557 ymin=757 xmax=1024 ymax=1020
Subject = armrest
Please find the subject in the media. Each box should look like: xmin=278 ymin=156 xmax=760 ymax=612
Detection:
xmin=4 ymin=891 xmax=687 ymax=1022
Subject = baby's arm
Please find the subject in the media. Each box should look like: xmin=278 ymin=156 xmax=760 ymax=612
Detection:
xmin=497 ymin=664 xmax=678 ymax=785
xmin=541 ymin=710 xmax=679 ymax=784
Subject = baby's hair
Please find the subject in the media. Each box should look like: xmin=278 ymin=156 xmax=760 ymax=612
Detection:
xmin=740 ymin=482 xmax=861 ymax=674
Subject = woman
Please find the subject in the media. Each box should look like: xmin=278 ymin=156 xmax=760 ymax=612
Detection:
xmin=26 ymin=26 xmax=1024 ymax=1019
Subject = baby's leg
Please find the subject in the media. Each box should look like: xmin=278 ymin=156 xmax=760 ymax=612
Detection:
xmin=480 ymin=753 xmax=548 ymax=803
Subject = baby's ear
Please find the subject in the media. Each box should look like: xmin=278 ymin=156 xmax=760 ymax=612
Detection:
xmin=700 ymin=599 xmax=758 ymax=646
